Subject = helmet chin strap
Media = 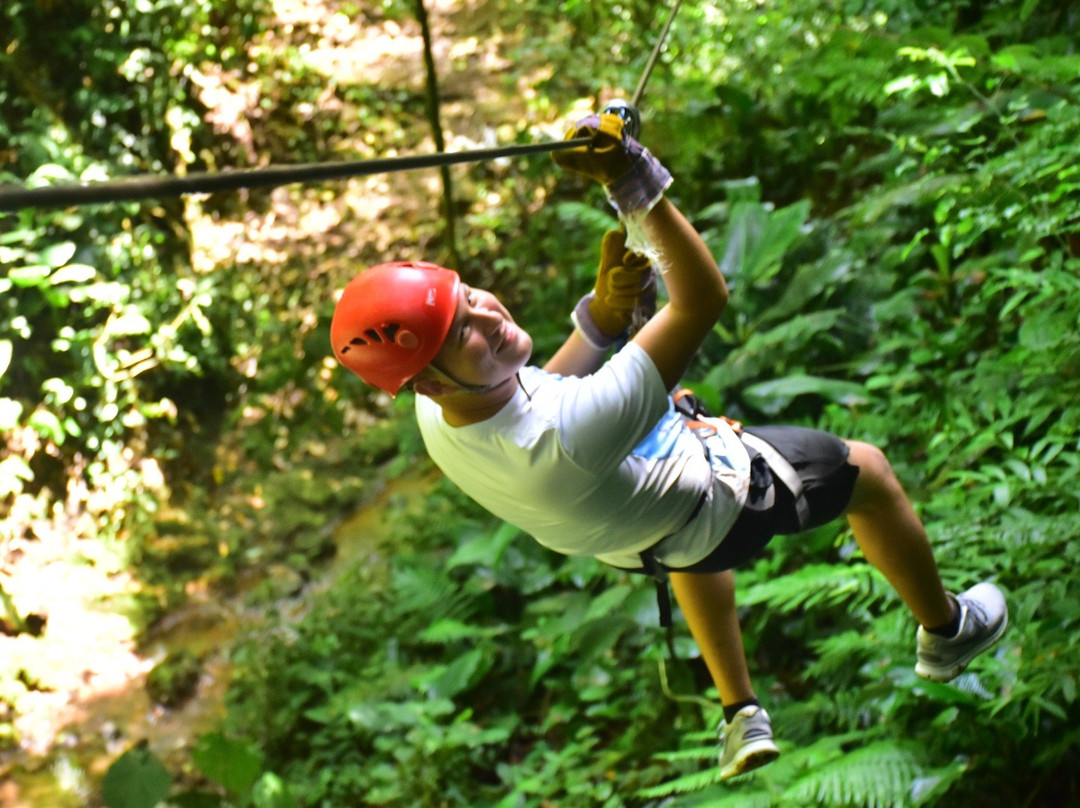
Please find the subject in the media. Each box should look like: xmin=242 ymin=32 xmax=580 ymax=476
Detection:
xmin=425 ymin=362 xmax=507 ymax=395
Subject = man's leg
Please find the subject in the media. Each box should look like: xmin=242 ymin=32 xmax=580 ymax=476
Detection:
xmin=669 ymin=569 xmax=754 ymax=705
xmin=842 ymin=441 xmax=954 ymax=629
xmin=669 ymin=569 xmax=780 ymax=779
xmin=842 ymin=440 xmax=1008 ymax=681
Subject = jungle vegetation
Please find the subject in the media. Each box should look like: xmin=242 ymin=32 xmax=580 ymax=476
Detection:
xmin=2 ymin=0 xmax=1079 ymax=805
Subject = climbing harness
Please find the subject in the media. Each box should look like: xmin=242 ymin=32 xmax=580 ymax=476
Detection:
xmin=674 ymin=390 xmax=810 ymax=530
xmin=0 ymin=1 xmax=685 ymax=212
xmin=739 ymin=432 xmax=811 ymax=528
xmin=637 ymin=389 xmax=811 ymax=650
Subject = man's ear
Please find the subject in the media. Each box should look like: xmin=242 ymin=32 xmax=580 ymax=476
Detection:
xmin=412 ymin=372 xmax=457 ymax=398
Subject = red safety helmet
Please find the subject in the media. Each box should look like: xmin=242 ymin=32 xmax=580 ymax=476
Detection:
xmin=331 ymin=261 xmax=460 ymax=396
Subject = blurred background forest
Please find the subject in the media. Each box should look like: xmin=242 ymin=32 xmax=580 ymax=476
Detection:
xmin=2 ymin=0 xmax=1080 ymax=805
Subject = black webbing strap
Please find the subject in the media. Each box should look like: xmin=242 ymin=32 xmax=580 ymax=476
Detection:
xmin=636 ymin=482 xmax=707 ymax=630
xmin=639 ymin=549 xmax=673 ymax=628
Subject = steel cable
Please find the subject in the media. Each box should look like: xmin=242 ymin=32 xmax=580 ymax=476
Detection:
xmin=631 ymin=0 xmax=683 ymax=108
xmin=0 ymin=137 xmax=593 ymax=212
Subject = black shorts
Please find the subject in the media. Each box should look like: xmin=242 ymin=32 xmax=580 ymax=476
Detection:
xmin=676 ymin=425 xmax=860 ymax=573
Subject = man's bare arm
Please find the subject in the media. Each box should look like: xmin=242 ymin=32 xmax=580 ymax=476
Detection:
xmin=630 ymin=198 xmax=728 ymax=391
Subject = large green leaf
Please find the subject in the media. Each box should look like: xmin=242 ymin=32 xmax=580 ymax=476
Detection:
xmin=742 ymin=373 xmax=868 ymax=415
xmin=416 ymin=647 xmax=491 ymax=699
xmin=346 ymin=697 xmax=454 ymax=731
xmin=7 ymin=264 xmax=50 ymax=287
xmin=191 ymin=732 xmax=264 ymax=794
xmin=50 ymin=263 xmax=97 ymax=285
xmin=719 ymin=199 xmax=811 ymax=285
xmin=0 ymin=456 xmax=33 ymax=497
xmin=28 ymin=409 xmax=66 ymax=444
xmin=762 ymin=249 xmax=856 ymax=325
xmin=445 ymin=521 xmax=520 ymax=569
xmin=38 ymin=240 xmax=76 ymax=268
xmin=707 ymin=310 xmax=845 ymax=388
xmin=101 ymin=745 xmax=172 ymax=808
xmin=1019 ymin=305 xmax=1078 ymax=351
xmin=0 ymin=398 xmax=22 ymax=430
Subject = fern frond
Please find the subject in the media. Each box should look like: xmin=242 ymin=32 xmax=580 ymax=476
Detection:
xmin=781 ymin=740 xmax=926 ymax=808
xmin=416 ymin=618 xmax=504 ymax=645
xmin=392 ymin=562 xmax=476 ymax=627
xmin=637 ymin=765 xmax=723 ymax=799
xmin=740 ymin=563 xmax=888 ymax=615
xmin=949 ymin=672 xmax=994 ymax=701
xmin=805 ymin=630 xmax=879 ymax=679
xmin=775 ymin=729 xmax=864 ymax=770
xmin=653 ymin=746 xmax=719 ymax=764
xmin=672 ymin=784 xmax=777 ymax=808
xmin=678 ymin=728 xmax=723 ymax=744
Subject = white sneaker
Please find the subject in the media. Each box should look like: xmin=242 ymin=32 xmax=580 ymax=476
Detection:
xmin=915 ymin=582 xmax=1008 ymax=682
xmin=717 ymin=705 xmax=781 ymax=780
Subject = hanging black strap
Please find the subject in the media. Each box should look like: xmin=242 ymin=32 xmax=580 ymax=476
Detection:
xmin=639 ymin=549 xmax=673 ymax=628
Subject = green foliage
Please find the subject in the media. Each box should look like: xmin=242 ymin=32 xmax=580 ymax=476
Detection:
xmin=103 ymin=733 xmax=295 ymax=808
xmin=688 ymin=182 xmax=878 ymax=421
xmin=642 ymin=732 xmax=970 ymax=807
xmin=7 ymin=0 xmax=1080 ymax=805
xmin=102 ymin=744 xmax=172 ymax=808
xmin=146 ymin=649 xmax=202 ymax=708
xmin=0 ymin=0 xmax=271 ymax=552
xmin=645 ymin=4 xmax=1080 ymax=804
xmin=191 ymin=732 xmax=265 ymax=795
xmin=214 ymin=480 xmax=691 ymax=806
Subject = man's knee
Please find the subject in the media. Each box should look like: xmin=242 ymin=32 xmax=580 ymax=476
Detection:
xmin=843 ymin=440 xmax=903 ymax=512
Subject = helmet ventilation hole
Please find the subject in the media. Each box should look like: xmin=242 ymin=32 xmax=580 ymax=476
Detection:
xmin=339 ymin=323 xmax=418 ymax=354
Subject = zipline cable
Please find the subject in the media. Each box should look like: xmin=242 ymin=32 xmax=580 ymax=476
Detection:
xmin=0 ymin=137 xmax=592 ymax=212
xmin=631 ymin=0 xmax=683 ymax=108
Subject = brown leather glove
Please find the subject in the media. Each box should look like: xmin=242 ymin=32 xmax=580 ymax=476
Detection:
xmin=552 ymin=113 xmax=634 ymax=186
xmin=573 ymin=228 xmax=655 ymax=348
xmin=553 ymin=112 xmax=673 ymax=215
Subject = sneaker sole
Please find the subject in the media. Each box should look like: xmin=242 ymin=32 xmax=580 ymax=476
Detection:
xmin=719 ymin=740 xmax=781 ymax=780
xmin=915 ymin=613 xmax=1009 ymax=682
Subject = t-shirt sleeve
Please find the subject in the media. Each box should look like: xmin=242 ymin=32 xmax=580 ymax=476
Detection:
xmin=557 ymin=343 xmax=671 ymax=470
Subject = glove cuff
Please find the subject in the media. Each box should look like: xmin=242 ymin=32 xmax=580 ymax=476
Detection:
xmin=606 ymin=147 xmax=673 ymax=216
xmin=572 ymin=293 xmax=617 ymax=350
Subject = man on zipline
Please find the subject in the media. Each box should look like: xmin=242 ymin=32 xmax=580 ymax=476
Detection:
xmin=330 ymin=112 xmax=1008 ymax=779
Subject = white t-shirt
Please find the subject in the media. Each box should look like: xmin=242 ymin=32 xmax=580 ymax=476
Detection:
xmin=415 ymin=343 xmax=751 ymax=569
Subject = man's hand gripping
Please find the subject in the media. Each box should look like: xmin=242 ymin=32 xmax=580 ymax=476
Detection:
xmin=553 ymin=111 xmax=672 ymax=217
xmin=573 ymin=227 xmax=656 ymax=350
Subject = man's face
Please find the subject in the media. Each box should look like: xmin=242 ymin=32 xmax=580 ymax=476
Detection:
xmin=431 ymin=284 xmax=532 ymax=389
